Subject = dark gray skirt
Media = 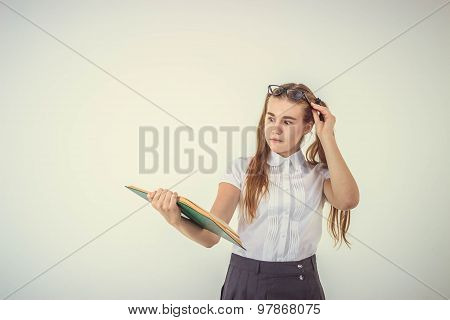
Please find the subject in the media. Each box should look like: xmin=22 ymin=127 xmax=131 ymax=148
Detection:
xmin=220 ymin=253 xmax=325 ymax=300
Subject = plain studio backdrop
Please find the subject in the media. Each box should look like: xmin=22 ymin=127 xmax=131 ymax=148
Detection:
xmin=1 ymin=0 xmax=449 ymax=300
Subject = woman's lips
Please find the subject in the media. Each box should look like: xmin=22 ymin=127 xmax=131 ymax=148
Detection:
xmin=270 ymin=138 xmax=282 ymax=143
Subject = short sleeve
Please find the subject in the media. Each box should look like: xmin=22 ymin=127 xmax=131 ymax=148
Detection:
xmin=220 ymin=157 xmax=245 ymax=190
xmin=316 ymin=163 xmax=331 ymax=180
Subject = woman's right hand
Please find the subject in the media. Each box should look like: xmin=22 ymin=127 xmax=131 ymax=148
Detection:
xmin=147 ymin=188 xmax=182 ymax=227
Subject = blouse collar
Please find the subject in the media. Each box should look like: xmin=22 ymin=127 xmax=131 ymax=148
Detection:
xmin=267 ymin=148 xmax=306 ymax=170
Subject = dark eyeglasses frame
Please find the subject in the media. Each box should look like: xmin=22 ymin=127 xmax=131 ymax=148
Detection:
xmin=267 ymin=84 xmax=324 ymax=121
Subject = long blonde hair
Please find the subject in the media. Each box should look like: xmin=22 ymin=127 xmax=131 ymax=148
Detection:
xmin=239 ymin=82 xmax=351 ymax=248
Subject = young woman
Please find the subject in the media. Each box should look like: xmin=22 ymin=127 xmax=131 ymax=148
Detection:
xmin=147 ymin=83 xmax=360 ymax=300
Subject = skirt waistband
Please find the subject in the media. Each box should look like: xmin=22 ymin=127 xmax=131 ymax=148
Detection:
xmin=229 ymin=253 xmax=317 ymax=275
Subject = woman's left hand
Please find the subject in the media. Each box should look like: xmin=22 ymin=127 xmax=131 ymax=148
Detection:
xmin=311 ymin=102 xmax=336 ymax=140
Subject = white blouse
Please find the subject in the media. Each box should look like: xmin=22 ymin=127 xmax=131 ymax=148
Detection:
xmin=220 ymin=148 xmax=330 ymax=262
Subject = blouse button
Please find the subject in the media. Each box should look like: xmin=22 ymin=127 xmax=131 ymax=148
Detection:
xmin=297 ymin=264 xmax=303 ymax=269
xmin=299 ymin=275 xmax=304 ymax=280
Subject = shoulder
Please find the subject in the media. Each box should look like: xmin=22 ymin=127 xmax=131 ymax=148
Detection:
xmin=228 ymin=155 xmax=252 ymax=174
xmin=221 ymin=156 xmax=253 ymax=190
xmin=304 ymin=161 xmax=330 ymax=180
xmin=313 ymin=162 xmax=330 ymax=179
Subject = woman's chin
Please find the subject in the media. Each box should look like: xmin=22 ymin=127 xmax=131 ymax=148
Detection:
xmin=269 ymin=142 xmax=285 ymax=151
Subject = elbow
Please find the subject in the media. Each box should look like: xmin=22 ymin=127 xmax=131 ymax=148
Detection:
xmin=332 ymin=193 xmax=359 ymax=211
xmin=341 ymin=202 xmax=358 ymax=211
xmin=340 ymin=196 xmax=359 ymax=211
xmin=205 ymin=241 xmax=218 ymax=249
xmin=341 ymin=187 xmax=360 ymax=211
xmin=205 ymin=236 xmax=220 ymax=248
xmin=329 ymin=184 xmax=360 ymax=211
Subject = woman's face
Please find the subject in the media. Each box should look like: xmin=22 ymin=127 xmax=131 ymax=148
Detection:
xmin=264 ymin=96 xmax=312 ymax=157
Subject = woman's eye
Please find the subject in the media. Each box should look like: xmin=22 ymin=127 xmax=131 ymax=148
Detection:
xmin=267 ymin=117 xmax=291 ymax=125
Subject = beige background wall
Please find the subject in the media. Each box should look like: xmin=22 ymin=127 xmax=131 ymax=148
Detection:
xmin=1 ymin=0 xmax=449 ymax=299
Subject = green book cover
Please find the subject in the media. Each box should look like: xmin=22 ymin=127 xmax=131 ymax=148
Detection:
xmin=125 ymin=185 xmax=246 ymax=251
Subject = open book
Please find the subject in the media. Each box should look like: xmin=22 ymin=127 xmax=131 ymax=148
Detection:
xmin=125 ymin=185 xmax=245 ymax=250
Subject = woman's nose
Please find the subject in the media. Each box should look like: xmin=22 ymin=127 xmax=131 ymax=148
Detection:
xmin=273 ymin=122 xmax=283 ymax=133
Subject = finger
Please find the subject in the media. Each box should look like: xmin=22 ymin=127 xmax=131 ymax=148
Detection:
xmin=311 ymin=103 xmax=329 ymax=114
xmin=169 ymin=192 xmax=178 ymax=209
xmin=312 ymin=103 xmax=334 ymax=121
xmin=157 ymin=189 xmax=168 ymax=205
xmin=155 ymin=189 xmax=168 ymax=206
xmin=311 ymin=102 xmax=327 ymax=108
xmin=147 ymin=191 xmax=156 ymax=201
xmin=312 ymin=108 xmax=320 ymax=123
xmin=162 ymin=191 xmax=173 ymax=209
xmin=153 ymin=188 xmax=163 ymax=201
